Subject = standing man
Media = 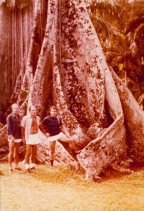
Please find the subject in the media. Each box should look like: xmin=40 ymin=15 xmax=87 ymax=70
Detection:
xmin=21 ymin=106 xmax=40 ymax=173
xmin=39 ymin=106 xmax=76 ymax=168
xmin=7 ymin=103 xmax=22 ymax=173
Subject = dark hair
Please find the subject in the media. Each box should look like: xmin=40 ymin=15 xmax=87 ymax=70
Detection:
xmin=50 ymin=106 xmax=57 ymax=111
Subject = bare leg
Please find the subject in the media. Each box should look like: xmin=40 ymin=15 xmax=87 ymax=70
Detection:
xmin=49 ymin=141 xmax=56 ymax=167
xmin=25 ymin=144 xmax=32 ymax=171
xmin=15 ymin=142 xmax=21 ymax=168
xmin=31 ymin=145 xmax=37 ymax=169
xmin=8 ymin=141 xmax=15 ymax=171
xmin=59 ymin=133 xmax=75 ymax=149
xmin=59 ymin=134 xmax=80 ymax=159
xmin=67 ymin=138 xmax=75 ymax=149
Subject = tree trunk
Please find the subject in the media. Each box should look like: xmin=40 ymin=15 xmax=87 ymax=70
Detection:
xmin=0 ymin=3 xmax=34 ymax=106
xmin=0 ymin=0 xmax=144 ymax=181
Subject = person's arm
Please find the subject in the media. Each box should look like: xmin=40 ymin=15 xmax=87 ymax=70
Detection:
xmin=7 ymin=115 xmax=14 ymax=140
xmin=37 ymin=116 xmax=41 ymax=125
xmin=39 ymin=123 xmax=50 ymax=137
xmin=21 ymin=116 xmax=26 ymax=143
xmin=21 ymin=126 xmax=25 ymax=143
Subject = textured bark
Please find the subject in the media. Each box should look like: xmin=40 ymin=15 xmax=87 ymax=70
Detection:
xmin=0 ymin=0 xmax=144 ymax=180
xmin=0 ymin=3 xmax=33 ymax=106
xmin=0 ymin=125 xmax=8 ymax=161
xmin=111 ymin=69 xmax=144 ymax=162
xmin=15 ymin=0 xmax=47 ymax=108
xmin=29 ymin=0 xmax=57 ymax=111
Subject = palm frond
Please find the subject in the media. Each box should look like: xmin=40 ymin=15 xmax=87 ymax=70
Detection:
xmin=125 ymin=16 xmax=144 ymax=33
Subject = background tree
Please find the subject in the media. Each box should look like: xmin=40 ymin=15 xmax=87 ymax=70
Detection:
xmin=88 ymin=0 xmax=144 ymax=102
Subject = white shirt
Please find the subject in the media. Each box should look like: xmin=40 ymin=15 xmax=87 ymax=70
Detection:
xmin=21 ymin=115 xmax=40 ymax=141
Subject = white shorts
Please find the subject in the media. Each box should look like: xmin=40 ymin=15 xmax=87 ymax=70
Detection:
xmin=46 ymin=132 xmax=72 ymax=142
xmin=27 ymin=133 xmax=41 ymax=145
xmin=8 ymin=137 xmax=22 ymax=143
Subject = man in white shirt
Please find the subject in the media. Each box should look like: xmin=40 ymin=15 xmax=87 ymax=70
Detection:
xmin=21 ymin=106 xmax=40 ymax=173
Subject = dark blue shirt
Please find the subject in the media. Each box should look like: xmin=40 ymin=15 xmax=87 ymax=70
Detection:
xmin=42 ymin=116 xmax=63 ymax=136
xmin=6 ymin=113 xmax=21 ymax=139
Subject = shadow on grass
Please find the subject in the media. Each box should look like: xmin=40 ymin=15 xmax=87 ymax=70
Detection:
xmin=1 ymin=162 xmax=144 ymax=184
xmin=29 ymin=164 xmax=85 ymax=185
xmin=28 ymin=162 xmax=144 ymax=185
xmin=100 ymin=162 xmax=144 ymax=182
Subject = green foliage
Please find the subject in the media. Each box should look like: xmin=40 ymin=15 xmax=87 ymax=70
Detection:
xmin=88 ymin=0 xmax=144 ymax=100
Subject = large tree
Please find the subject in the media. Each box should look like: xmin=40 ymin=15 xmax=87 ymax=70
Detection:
xmin=0 ymin=0 xmax=144 ymax=181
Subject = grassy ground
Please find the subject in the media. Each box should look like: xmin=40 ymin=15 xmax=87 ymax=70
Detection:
xmin=1 ymin=163 xmax=144 ymax=211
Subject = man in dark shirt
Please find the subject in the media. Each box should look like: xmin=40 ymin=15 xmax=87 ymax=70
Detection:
xmin=7 ymin=103 xmax=22 ymax=173
xmin=39 ymin=106 xmax=75 ymax=168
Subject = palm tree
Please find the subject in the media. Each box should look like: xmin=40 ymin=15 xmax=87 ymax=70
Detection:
xmin=88 ymin=0 xmax=144 ymax=99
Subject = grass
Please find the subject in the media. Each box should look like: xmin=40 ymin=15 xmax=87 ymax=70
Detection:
xmin=1 ymin=163 xmax=144 ymax=211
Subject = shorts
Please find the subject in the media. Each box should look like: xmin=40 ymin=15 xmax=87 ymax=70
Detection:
xmin=8 ymin=137 xmax=22 ymax=143
xmin=27 ymin=133 xmax=41 ymax=145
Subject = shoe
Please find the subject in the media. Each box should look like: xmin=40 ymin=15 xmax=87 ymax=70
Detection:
xmin=25 ymin=169 xmax=31 ymax=173
xmin=8 ymin=168 xmax=13 ymax=173
xmin=30 ymin=167 xmax=36 ymax=171
xmin=15 ymin=167 xmax=21 ymax=171
xmin=50 ymin=165 xmax=54 ymax=169
xmin=50 ymin=160 xmax=54 ymax=169
xmin=75 ymin=150 xmax=81 ymax=155
xmin=71 ymin=149 xmax=81 ymax=156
